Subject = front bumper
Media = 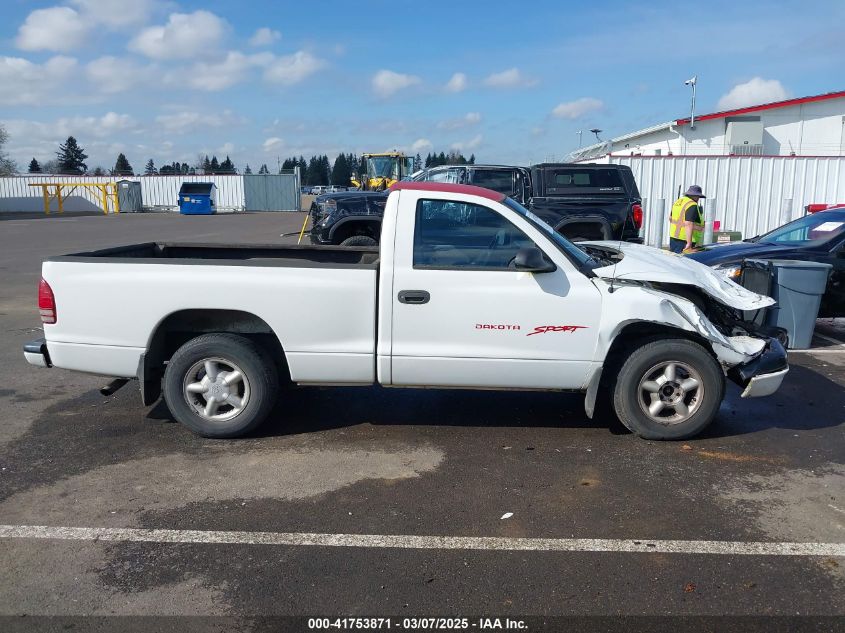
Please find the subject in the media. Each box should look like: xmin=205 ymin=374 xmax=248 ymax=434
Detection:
xmin=728 ymin=337 xmax=788 ymax=398
xmin=23 ymin=337 xmax=51 ymax=368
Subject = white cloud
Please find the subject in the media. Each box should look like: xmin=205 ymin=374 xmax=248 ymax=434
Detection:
xmin=130 ymin=11 xmax=228 ymax=60
xmin=263 ymin=51 xmax=325 ymax=85
xmin=250 ymin=27 xmax=281 ymax=46
xmin=5 ymin=112 xmax=137 ymax=144
xmin=218 ymin=142 xmax=235 ymax=155
xmin=263 ymin=137 xmax=284 ymax=151
xmin=372 ymin=69 xmax=421 ymax=98
xmin=411 ymin=138 xmax=432 ymax=152
xmin=0 ymin=55 xmax=78 ymax=105
xmin=16 ymin=7 xmax=89 ymax=52
xmin=445 ymin=72 xmax=467 ymax=93
xmin=717 ymin=77 xmax=790 ymax=110
xmin=483 ymin=67 xmax=537 ymax=89
xmin=437 ymin=112 xmax=482 ymax=130
xmin=154 ymin=110 xmax=242 ymax=134
xmin=184 ymin=51 xmax=256 ymax=91
xmin=71 ymin=0 xmax=156 ymax=27
xmin=551 ymin=97 xmax=604 ymax=119
xmin=450 ymin=134 xmax=483 ymax=152
xmin=86 ymin=56 xmax=152 ymax=94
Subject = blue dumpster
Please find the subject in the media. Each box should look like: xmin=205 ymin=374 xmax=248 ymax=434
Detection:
xmin=178 ymin=182 xmax=216 ymax=215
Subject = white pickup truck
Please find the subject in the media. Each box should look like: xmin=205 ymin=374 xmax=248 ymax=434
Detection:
xmin=24 ymin=181 xmax=788 ymax=440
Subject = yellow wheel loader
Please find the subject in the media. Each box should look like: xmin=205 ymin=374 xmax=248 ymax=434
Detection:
xmin=350 ymin=152 xmax=415 ymax=191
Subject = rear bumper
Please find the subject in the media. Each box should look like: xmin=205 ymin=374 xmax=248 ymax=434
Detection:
xmin=728 ymin=337 xmax=788 ymax=398
xmin=23 ymin=338 xmax=51 ymax=368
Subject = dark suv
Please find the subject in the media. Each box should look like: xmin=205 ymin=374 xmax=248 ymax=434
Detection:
xmin=309 ymin=163 xmax=642 ymax=246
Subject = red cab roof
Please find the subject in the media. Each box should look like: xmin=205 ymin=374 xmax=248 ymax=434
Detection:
xmin=389 ymin=180 xmax=506 ymax=202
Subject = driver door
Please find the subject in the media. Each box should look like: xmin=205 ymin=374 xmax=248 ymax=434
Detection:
xmin=389 ymin=194 xmax=602 ymax=389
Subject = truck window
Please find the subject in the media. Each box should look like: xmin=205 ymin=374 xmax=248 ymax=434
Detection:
xmin=425 ymin=168 xmax=464 ymax=184
xmin=544 ymin=168 xmax=624 ymax=194
xmin=470 ymin=169 xmax=515 ymax=196
xmin=413 ymin=199 xmax=536 ymax=269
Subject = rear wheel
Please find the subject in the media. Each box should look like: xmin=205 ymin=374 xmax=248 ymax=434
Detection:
xmin=612 ymin=337 xmax=724 ymax=440
xmin=163 ymin=334 xmax=278 ymax=438
xmin=340 ymin=235 xmax=377 ymax=247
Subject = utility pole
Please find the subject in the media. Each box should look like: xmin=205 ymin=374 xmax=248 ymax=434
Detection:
xmin=684 ymin=76 xmax=697 ymax=130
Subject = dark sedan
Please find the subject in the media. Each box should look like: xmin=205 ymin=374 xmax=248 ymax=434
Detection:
xmin=687 ymin=207 xmax=845 ymax=317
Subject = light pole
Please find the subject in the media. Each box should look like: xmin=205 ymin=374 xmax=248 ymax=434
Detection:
xmin=576 ymin=130 xmax=583 ymax=147
xmin=684 ymin=76 xmax=697 ymax=130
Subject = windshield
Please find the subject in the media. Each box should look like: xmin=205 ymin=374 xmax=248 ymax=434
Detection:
xmin=757 ymin=211 xmax=845 ymax=246
xmin=367 ymin=156 xmax=413 ymax=180
xmin=504 ymin=197 xmax=597 ymax=269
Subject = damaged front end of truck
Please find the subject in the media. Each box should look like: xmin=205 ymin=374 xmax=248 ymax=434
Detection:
xmin=582 ymin=242 xmax=789 ymax=416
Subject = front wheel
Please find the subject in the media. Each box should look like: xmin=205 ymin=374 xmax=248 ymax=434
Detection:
xmin=340 ymin=235 xmax=377 ymax=247
xmin=163 ymin=334 xmax=279 ymax=438
xmin=612 ymin=337 xmax=724 ymax=440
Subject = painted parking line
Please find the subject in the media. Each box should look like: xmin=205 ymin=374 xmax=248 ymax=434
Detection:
xmin=1 ymin=525 xmax=843 ymax=557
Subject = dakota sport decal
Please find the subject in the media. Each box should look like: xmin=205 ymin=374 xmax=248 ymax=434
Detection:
xmin=526 ymin=325 xmax=588 ymax=336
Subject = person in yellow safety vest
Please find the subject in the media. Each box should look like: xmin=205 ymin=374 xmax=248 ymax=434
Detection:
xmin=669 ymin=185 xmax=706 ymax=253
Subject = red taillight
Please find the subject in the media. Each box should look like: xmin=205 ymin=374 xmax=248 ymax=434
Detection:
xmin=632 ymin=203 xmax=643 ymax=229
xmin=38 ymin=278 xmax=56 ymax=324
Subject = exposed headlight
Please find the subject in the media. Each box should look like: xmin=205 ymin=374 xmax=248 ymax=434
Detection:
xmin=714 ymin=264 xmax=742 ymax=280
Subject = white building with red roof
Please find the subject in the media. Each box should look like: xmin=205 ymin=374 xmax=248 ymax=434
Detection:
xmin=572 ymin=90 xmax=845 ymax=161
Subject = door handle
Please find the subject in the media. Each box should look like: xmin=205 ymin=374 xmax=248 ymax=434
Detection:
xmin=398 ymin=290 xmax=430 ymax=305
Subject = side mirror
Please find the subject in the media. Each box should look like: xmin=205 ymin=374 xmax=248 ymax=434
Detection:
xmin=513 ymin=247 xmax=556 ymax=273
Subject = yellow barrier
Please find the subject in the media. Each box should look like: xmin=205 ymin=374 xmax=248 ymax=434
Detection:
xmin=27 ymin=182 xmax=120 ymax=214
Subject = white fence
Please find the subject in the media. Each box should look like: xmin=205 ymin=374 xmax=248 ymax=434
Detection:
xmin=1 ymin=174 xmax=248 ymax=213
xmin=599 ymin=156 xmax=845 ymax=246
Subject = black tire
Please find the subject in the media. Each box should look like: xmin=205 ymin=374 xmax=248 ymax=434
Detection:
xmin=163 ymin=333 xmax=279 ymax=438
xmin=340 ymin=235 xmax=377 ymax=247
xmin=612 ymin=337 xmax=724 ymax=440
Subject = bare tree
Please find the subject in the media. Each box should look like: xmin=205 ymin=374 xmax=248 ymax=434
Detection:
xmin=0 ymin=124 xmax=19 ymax=175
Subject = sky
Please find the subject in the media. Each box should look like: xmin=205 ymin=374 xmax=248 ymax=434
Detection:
xmin=1 ymin=0 xmax=843 ymax=172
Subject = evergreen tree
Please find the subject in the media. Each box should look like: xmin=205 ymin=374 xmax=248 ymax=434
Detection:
xmin=209 ymin=156 xmax=220 ymax=173
xmin=438 ymin=151 xmax=446 ymax=166
xmin=297 ymin=156 xmax=307 ymax=179
xmin=56 ymin=136 xmax=88 ymax=174
xmin=319 ymin=155 xmax=331 ymax=185
xmin=180 ymin=163 xmax=189 ymax=175
xmin=159 ymin=164 xmax=174 ymax=175
xmin=424 ymin=153 xmax=432 ymax=168
xmin=243 ymin=164 xmax=253 ymax=175
xmin=202 ymin=155 xmax=212 ymax=173
xmin=113 ymin=153 xmax=133 ymax=175
xmin=414 ymin=153 xmax=422 ymax=171
xmin=219 ymin=155 xmax=235 ymax=174
xmin=28 ymin=158 xmax=42 ymax=173
xmin=258 ymin=163 xmax=269 ymax=174
xmin=469 ymin=153 xmax=475 ymax=165
xmin=92 ymin=166 xmax=105 ymax=176
xmin=331 ymin=153 xmax=350 ymax=185
xmin=144 ymin=159 xmax=156 ymax=175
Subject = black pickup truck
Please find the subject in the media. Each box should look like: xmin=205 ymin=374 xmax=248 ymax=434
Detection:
xmin=309 ymin=162 xmax=643 ymax=246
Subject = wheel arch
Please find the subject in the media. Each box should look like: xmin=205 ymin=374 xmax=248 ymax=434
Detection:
xmin=328 ymin=216 xmax=382 ymax=244
xmin=584 ymin=321 xmax=715 ymax=419
xmin=140 ymin=309 xmax=287 ymax=405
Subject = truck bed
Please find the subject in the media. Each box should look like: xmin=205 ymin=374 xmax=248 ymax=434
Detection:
xmin=48 ymin=242 xmax=380 ymax=268
xmin=41 ymin=241 xmax=379 ymax=384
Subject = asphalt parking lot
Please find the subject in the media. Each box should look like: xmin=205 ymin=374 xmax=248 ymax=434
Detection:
xmin=0 ymin=211 xmax=843 ymax=630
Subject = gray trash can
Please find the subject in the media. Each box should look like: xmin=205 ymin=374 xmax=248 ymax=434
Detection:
xmin=742 ymin=259 xmax=832 ymax=349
